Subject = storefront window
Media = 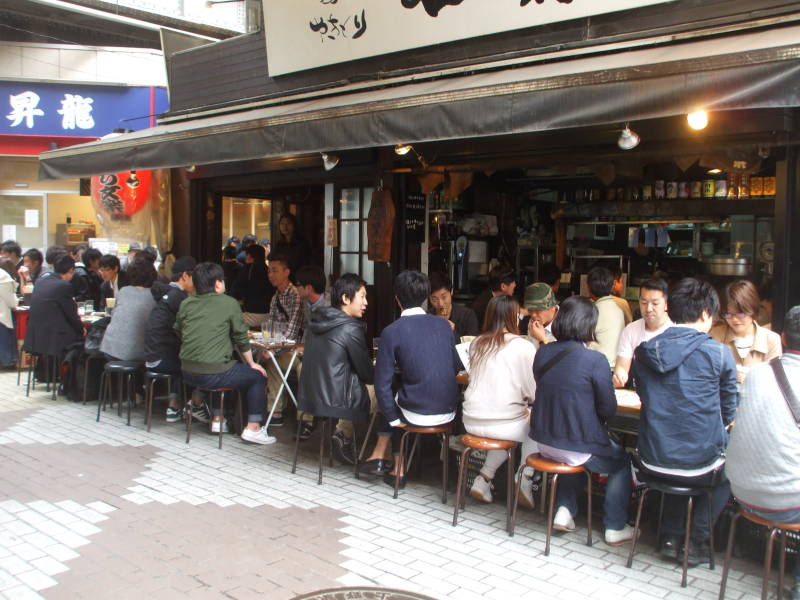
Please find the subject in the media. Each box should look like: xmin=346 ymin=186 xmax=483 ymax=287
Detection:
xmin=222 ymin=196 xmax=271 ymax=244
xmin=0 ymin=194 xmax=45 ymax=251
xmin=337 ymin=186 xmax=374 ymax=285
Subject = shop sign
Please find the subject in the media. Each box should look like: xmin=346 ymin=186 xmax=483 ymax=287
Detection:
xmin=1 ymin=82 xmax=168 ymax=137
xmin=263 ymin=0 xmax=676 ymax=76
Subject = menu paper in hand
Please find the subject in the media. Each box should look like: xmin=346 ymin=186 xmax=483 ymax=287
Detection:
xmin=456 ymin=341 xmax=472 ymax=373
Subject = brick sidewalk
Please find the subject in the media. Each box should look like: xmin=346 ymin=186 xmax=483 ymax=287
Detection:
xmin=0 ymin=371 xmax=766 ymax=599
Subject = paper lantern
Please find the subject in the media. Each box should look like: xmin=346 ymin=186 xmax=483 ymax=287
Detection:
xmin=90 ymin=170 xmax=152 ymax=219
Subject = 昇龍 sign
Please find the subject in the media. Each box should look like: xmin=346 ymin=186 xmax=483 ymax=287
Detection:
xmin=263 ymin=0 xmax=677 ymax=76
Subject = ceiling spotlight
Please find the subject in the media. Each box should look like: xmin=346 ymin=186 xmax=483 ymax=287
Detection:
xmin=321 ymin=153 xmax=340 ymax=171
xmin=394 ymin=144 xmax=413 ymax=156
xmin=687 ymin=109 xmax=709 ymax=130
xmin=617 ymin=124 xmax=640 ymax=151
xmin=126 ymin=170 xmax=140 ymax=188
xmin=185 ymin=165 xmax=197 ymax=173
xmin=707 ymin=168 xmax=723 ymax=175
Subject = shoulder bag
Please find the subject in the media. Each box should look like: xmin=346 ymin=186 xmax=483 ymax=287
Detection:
xmin=770 ymin=358 xmax=800 ymax=428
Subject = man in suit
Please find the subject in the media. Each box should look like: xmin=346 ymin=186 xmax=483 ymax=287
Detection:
xmin=23 ymin=255 xmax=84 ymax=359
xmin=99 ymin=254 xmax=129 ymax=309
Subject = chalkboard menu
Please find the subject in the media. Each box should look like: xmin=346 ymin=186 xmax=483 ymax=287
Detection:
xmin=405 ymin=193 xmax=426 ymax=243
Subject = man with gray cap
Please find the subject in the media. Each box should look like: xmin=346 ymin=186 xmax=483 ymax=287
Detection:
xmin=522 ymin=282 xmax=559 ymax=349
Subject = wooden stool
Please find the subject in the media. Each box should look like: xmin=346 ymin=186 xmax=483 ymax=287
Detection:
xmin=452 ymin=434 xmax=518 ymax=534
xmin=186 ymin=387 xmax=241 ymax=449
xmin=510 ymin=453 xmax=592 ymax=556
xmin=395 ymin=423 xmax=453 ymax=502
xmin=627 ymin=457 xmax=718 ymax=588
xmin=144 ymin=371 xmax=182 ymax=432
xmin=291 ymin=413 xmax=364 ymax=485
xmin=719 ymin=509 xmax=800 ymax=600
xmin=97 ymin=361 xmax=142 ymax=425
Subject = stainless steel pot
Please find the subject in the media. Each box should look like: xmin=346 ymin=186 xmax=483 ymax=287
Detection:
xmin=702 ymin=257 xmax=752 ymax=276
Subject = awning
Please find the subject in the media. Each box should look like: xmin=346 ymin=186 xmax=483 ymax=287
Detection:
xmin=39 ymin=24 xmax=800 ymax=180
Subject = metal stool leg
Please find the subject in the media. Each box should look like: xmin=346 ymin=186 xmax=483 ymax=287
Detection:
xmin=96 ymin=370 xmax=107 ymax=421
xmin=318 ymin=418 xmax=327 ymax=485
xmin=126 ymin=374 xmax=134 ymax=426
xmin=145 ymin=376 xmax=156 ymax=432
xmin=627 ymin=488 xmax=650 ymax=568
xmin=291 ymin=412 xmax=303 ymax=474
xmin=585 ymin=470 xmax=593 ymax=547
xmin=505 ymin=447 xmax=515 ymax=534
xmin=509 ymin=460 xmax=525 ymax=537
xmin=441 ymin=432 xmax=449 ymax=504
xmin=353 ymin=424 xmax=361 ymax=480
xmin=328 ymin=419 xmax=335 ymax=469
xmin=395 ymin=430 xmax=411 ymax=499
xmin=778 ymin=530 xmax=787 ymax=600
xmin=452 ymin=446 xmax=472 ymax=527
xmin=707 ymin=491 xmax=716 ymax=570
xmin=217 ymin=391 xmax=225 ymax=449
xmin=26 ymin=354 xmax=36 ymax=396
xmin=718 ymin=512 xmax=740 ymax=600
xmin=185 ymin=393 xmax=193 ymax=444
xmin=358 ymin=412 xmax=378 ymax=462
xmin=544 ymin=473 xmax=559 ymax=556
xmin=763 ymin=528 xmax=779 ymax=600
xmin=681 ymin=496 xmax=694 ymax=587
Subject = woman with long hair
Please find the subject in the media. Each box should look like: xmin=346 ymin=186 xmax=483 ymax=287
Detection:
xmin=710 ymin=279 xmax=781 ymax=386
xmin=462 ymin=294 xmax=538 ymax=508
xmin=272 ymin=213 xmax=311 ymax=278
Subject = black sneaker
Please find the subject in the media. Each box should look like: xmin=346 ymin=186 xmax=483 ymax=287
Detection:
xmin=659 ymin=535 xmax=681 ymax=561
xmin=189 ymin=403 xmax=210 ymax=424
xmin=271 ymin=414 xmax=284 ymax=427
xmin=295 ymin=421 xmax=315 ymax=442
xmin=683 ymin=540 xmax=711 ymax=567
xmin=331 ymin=430 xmax=355 ymax=465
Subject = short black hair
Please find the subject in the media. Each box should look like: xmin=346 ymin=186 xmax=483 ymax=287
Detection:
xmin=23 ymin=248 xmax=43 ymax=264
xmin=227 ymin=236 xmax=240 ymax=247
xmin=488 ymin=267 xmax=515 ymax=292
xmin=242 ymin=234 xmax=257 ymax=246
xmin=193 ymin=262 xmax=224 ymax=295
xmin=126 ymin=260 xmax=157 ymax=287
xmin=246 ymin=244 xmax=266 ymax=262
xmin=551 ymin=296 xmax=597 ymax=343
xmin=332 ymin=273 xmax=366 ymax=309
xmin=395 ymin=270 xmax=429 ymax=309
xmin=99 ymin=254 xmax=120 ymax=270
xmin=83 ymin=248 xmax=102 ymax=266
xmin=296 ymin=265 xmax=326 ymax=295
xmin=1 ymin=241 xmax=22 ymax=257
xmin=222 ymin=246 xmax=237 ymax=260
xmin=142 ymin=246 xmax=159 ymax=264
xmin=587 ymin=266 xmax=614 ymax=298
xmin=267 ymin=252 xmax=290 ymax=270
xmin=53 ymin=254 xmax=75 ymax=275
xmin=667 ymin=277 xmax=720 ymax=324
xmin=428 ymin=271 xmax=453 ymax=294
xmin=640 ymin=277 xmax=669 ymax=297
xmin=784 ymin=306 xmax=800 ymax=351
xmin=45 ymin=245 xmax=67 ymax=265
xmin=72 ymin=244 xmax=88 ymax=258
xmin=539 ymin=264 xmax=562 ymax=288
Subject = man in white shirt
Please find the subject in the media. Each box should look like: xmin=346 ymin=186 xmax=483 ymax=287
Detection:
xmin=587 ymin=267 xmax=626 ymax=369
xmin=613 ymin=278 xmax=673 ymax=388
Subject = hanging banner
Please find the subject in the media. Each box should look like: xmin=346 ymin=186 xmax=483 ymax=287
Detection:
xmin=263 ymin=0 xmax=676 ymax=76
xmin=90 ymin=170 xmax=164 ymax=246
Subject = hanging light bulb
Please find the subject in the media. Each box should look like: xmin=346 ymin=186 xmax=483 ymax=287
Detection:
xmin=126 ymin=170 xmax=140 ymax=188
xmin=321 ymin=153 xmax=340 ymax=171
xmin=394 ymin=144 xmax=413 ymax=156
xmin=687 ymin=109 xmax=709 ymax=130
xmin=617 ymin=124 xmax=640 ymax=150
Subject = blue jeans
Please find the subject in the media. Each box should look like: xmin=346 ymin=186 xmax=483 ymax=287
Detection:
xmin=655 ymin=469 xmax=730 ymax=544
xmin=182 ymin=363 xmax=266 ymax=423
xmin=554 ymin=440 xmax=632 ymax=531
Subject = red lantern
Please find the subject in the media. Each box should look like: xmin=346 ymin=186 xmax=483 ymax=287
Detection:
xmin=91 ymin=170 xmax=152 ymax=219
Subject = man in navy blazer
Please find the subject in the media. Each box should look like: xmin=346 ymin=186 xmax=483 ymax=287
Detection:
xmin=360 ymin=270 xmax=460 ymax=487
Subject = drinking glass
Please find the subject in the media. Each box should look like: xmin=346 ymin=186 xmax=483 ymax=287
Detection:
xmin=261 ymin=319 xmax=273 ymax=343
xmin=84 ymin=300 xmax=94 ymax=314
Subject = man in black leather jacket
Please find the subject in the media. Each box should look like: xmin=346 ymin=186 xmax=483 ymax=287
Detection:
xmin=298 ymin=273 xmax=374 ymax=460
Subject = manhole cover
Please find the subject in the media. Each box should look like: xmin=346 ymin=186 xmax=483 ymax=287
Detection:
xmin=290 ymin=588 xmax=439 ymax=600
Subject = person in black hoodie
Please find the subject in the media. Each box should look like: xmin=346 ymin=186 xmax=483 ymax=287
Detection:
xmin=230 ymin=244 xmax=275 ymax=328
xmin=633 ymin=277 xmax=737 ymax=566
xmin=143 ymin=256 xmax=202 ymax=423
xmin=298 ymin=273 xmax=374 ymax=457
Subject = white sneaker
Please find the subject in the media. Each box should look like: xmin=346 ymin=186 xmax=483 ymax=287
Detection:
xmin=469 ymin=474 xmax=493 ymax=504
xmin=517 ymin=475 xmax=536 ymax=510
xmin=605 ymin=524 xmax=637 ymax=546
xmin=552 ymin=506 xmax=576 ymax=532
xmin=241 ymin=426 xmax=276 ymax=445
xmin=210 ymin=419 xmax=229 ymax=434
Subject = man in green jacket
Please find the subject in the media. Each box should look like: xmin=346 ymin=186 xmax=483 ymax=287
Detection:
xmin=175 ymin=262 xmax=273 ymax=445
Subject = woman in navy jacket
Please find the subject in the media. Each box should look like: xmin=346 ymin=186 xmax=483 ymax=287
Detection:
xmin=530 ymin=296 xmax=634 ymax=546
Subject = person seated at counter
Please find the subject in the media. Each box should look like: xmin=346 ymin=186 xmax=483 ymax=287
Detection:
xmin=427 ymin=271 xmax=479 ymax=342
xmin=633 ymin=278 xmax=737 ymax=566
xmin=610 ymin=267 xmax=633 ymax=325
xmin=98 ymin=254 xmax=129 ymax=310
xmin=70 ymin=244 xmax=93 ymax=303
xmin=710 ymin=279 xmax=782 ymax=387
xmin=530 ymin=296 xmax=635 ymax=546
xmin=0 ymin=241 xmax=23 ymax=281
xmin=613 ymin=278 xmax=673 ymax=389
xmin=360 ymin=270 xmax=460 ymax=486
xmin=18 ymin=248 xmax=48 ymax=287
xmin=587 ymin=267 xmax=626 ymax=370
xmin=463 ymin=294 xmax=538 ymax=509
xmin=221 ymin=245 xmax=242 ymax=293
xmin=521 ymin=282 xmax=558 ymax=349
xmin=81 ymin=248 xmax=103 ymax=308
xmin=100 ymin=259 xmax=157 ymax=363
xmin=725 ymin=306 xmax=800 ymax=600
xmin=0 ymin=258 xmax=19 ymax=369
xmin=471 ymin=266 xmax=516 ymax=330
xmin=22 ymin=254 xmax=83 ymax=361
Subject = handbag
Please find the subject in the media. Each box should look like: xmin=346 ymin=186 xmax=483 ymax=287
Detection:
xmin=770 ymin=358 xmax=800 ymax=428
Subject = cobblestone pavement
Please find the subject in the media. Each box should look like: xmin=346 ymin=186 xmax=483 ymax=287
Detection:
xmin=0 ymin=371 xmax=767 ymax=600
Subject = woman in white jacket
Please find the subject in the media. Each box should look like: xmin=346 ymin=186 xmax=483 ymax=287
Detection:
xmin=0 ymin=258 xmax=19 ymax=368
xmin=462 ymin=294 xmax=537 ymax=508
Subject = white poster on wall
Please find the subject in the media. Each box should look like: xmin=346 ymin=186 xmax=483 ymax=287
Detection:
xmin=2 ymin=225 xmax=16 ymax=241
xmin=24 ymin=209 xmax=38 ymax=228
xmin=263 ymin=0 xmax=676 ymax=76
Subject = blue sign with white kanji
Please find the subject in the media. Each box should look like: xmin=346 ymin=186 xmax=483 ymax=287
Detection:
xmin=0 ymin=82 xmax=169 ymax=137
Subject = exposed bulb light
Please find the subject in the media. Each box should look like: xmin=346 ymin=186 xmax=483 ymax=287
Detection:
xmin=321 ymin=153 xmax=340 ymax=171
xmin=707 ymin=168 xmax=722 ymax=175
xmin=687 ymin=109 xmax=709 ymax=130
xmin=394 ymin=144 xmax=413 ymax=156
xmin=617 ymin=124 xmax=640 ymax=150
xmin=126 ymin=170 xmax=140 ymax=188
xmin=185 ymin=165 xmax=197 ymax=173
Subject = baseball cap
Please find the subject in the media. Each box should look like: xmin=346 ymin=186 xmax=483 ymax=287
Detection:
xmin=172 ymin=256 xmax=196 ymax=275
xmin=524 ymin=282 xmax=558 ymax=311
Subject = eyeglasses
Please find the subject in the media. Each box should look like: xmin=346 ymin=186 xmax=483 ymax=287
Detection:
xmin=722 ymin=312 xmax=750 ymax=320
